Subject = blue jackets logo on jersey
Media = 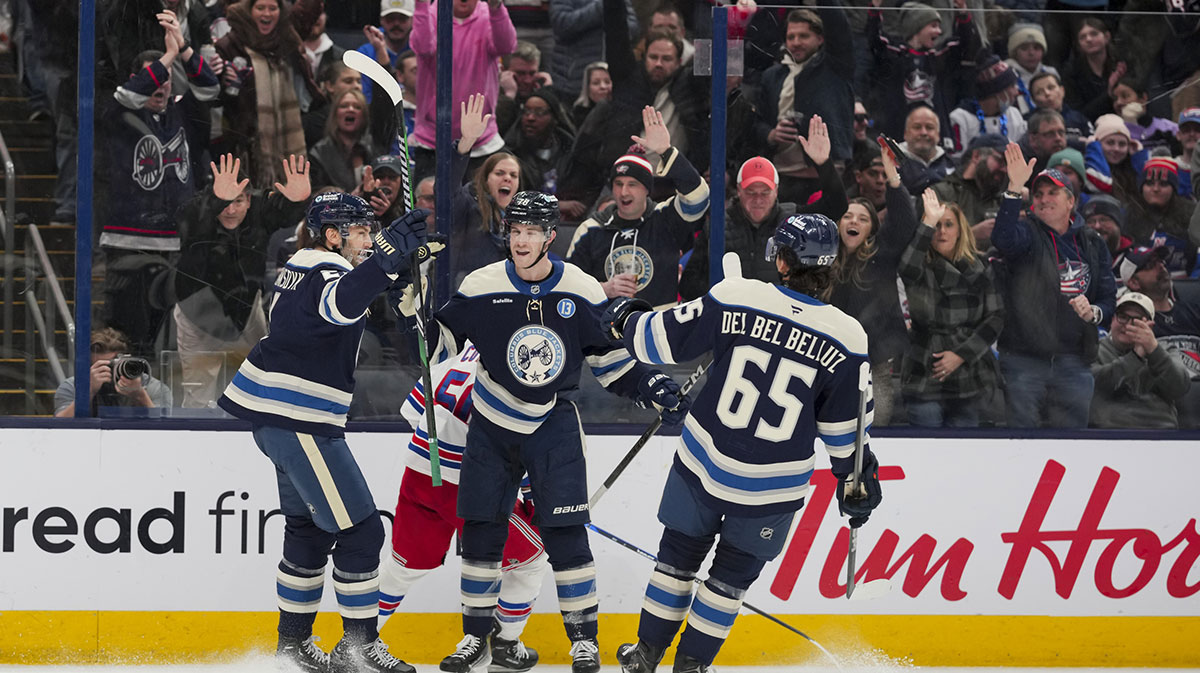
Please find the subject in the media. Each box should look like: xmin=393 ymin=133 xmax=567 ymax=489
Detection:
xmin=605 ymin=245 xmax=654 ymax=291
xmin=507 ymin=326 xmax=566 ymax=386
xmin=557 ymin=298 xmax=576 ymax=318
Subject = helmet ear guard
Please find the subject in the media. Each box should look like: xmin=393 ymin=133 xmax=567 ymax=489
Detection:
xmin=766 ymin=213 xmax=839 ymax=268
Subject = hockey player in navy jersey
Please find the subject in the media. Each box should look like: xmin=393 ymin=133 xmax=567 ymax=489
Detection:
xmin=379 ymin=343 xmax=548 ymax=673
xmin=388 ymin=190 xmax=692 ymax=673
xmin=219 ymin=193 xmax=432 ymax=673
xmin=602 ymin=215 xmax=885 ymax=673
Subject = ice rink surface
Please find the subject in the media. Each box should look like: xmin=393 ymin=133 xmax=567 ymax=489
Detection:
xmin=2 ymin=658 xmax=1198 ymax=672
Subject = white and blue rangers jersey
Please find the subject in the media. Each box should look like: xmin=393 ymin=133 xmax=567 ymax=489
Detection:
xmin=620 ymin=259 xmax=873 ymax=516
xmin=400 ymin=344 xmax=480 ymax=483
xmin=427 ymin=258 xmax=651 ymax=435
xmin=400 ymin=342 xmax=535 ymax=500
xmin=219 ymin=248 xmax=395 ymax=437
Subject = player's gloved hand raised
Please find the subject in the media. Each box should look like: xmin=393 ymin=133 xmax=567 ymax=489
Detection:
xmin=373 ymin=207 xmax=431 ymax=275
xmin=388 ymin=280 xmax=418 ymax=318
xmin=836 ymin=451 xmax=883 ymax=529
xmin=601 ymin=296 xmax=652 ymax=342
xmin=636 ymin=372 xmax=692 ymax=425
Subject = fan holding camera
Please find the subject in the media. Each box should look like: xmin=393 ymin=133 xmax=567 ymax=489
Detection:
xmin=54 ymin=328 xmax=173 ymax=417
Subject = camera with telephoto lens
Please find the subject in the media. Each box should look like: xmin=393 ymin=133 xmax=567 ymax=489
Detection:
xmin=111 ymin=354 xmax=151 ymax=383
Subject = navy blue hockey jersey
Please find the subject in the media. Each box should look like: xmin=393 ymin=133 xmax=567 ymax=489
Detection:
xmin=219 ymin=249 xmax=393 ymax=437
xmin=621 ymin=259 xmax=873 ymax=515
xmin=429 ymin=258 xmax=650 ymax=434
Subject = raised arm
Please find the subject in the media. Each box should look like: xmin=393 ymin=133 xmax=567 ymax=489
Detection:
xmin=797 ymin=115 xmax=848 ymax=219
xmin=991 ymin=142 xmax=1036 ymax=257
xmin=410 ymin=0 xmax=436 ymax=55
xmin=898 ymin=189 xmax=943 ymax=283
xmin=486 ymin=0 xmax=518 ymax=57
xmin=603 ymin=0 xmax=637 ymax=84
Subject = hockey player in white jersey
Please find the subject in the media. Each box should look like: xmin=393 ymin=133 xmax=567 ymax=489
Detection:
xmin=387 ymin=190 xmax=692 ymax=673
xmin=219 ymin=193 xmax=431 ymax=673
xmin=379 ymin=343 xmax=549 ymax=673
xmin=601 ymin=214 xmax=885 ymax=673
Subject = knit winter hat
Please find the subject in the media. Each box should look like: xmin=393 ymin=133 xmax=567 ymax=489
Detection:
xmin=1048 ymin=148 xmax=1085 ymax=182
xmin=611 ymin=151 xmax=654 ymax=192
xmin=1091 ymin=113 xmax=1143 ymax=151
xmin=975 ymin=54 xmax=1020 ymax=99
xmin=1007 ymin=23 xmax=1047 ymax=55
xmin=1081 ymin=194 xmax=1124 ymax=229
xmin=524 ymin=87 xmax=570 ymax=130
xmin=1138 ymin=156 xmax=1180 ymax=190
xmin=900 ymin=2 xmax=941 ymax=40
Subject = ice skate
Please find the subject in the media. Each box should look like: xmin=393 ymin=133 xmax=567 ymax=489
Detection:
xmin=276 ymin=634 xmax=330 ymax=672
xmin=569 ymin=638 xmax=601 ymax=673
xmin=616 ymin=641 xmax=665 ymax=673
xmin=672 ymin=653 xmax=713 ymax=673
xmin=441 ymin=634 xmax=492 ymax=673
xmin=329 ymin=636 xmax=415 ymax=673
xmin=489 ymin=633 xmax=538 ymax=672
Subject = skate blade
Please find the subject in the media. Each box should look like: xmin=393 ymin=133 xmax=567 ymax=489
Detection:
xmin=847 ymin=578 xmax=892 ymax=601
xmin=487 ymin=665 xmax=535 ymax=673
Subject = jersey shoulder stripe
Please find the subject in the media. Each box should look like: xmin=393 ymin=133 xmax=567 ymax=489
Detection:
xmin=287 ymin=249 xmax=353 ymax=272
xmin=557 ymin=262 xmax=608 ymax=305
xmin=709 ymin=277 xmax=868 ymax=356
xmin=458 ymin=260 xmax=513 ymax=297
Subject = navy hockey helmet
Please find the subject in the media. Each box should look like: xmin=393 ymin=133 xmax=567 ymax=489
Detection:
xmin=766 ymin=213 xmax=839 ymax=267
xmin=504 ymin=191 xmax=559 ymax=235
xmin=305 ymin=192 xmax=378 ymax=242
xmin=503 ymin=191 xmax=559 ymax=269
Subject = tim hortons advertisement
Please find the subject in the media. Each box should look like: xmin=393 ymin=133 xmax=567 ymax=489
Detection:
xmin=0 ymin=429 xmax=1195 ymax=616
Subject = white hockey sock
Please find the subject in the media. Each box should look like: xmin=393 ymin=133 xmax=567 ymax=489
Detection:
xmin=378 ymin=560 xmax=433 ymax=625
xmin=495 ymin=552 xmax=548 ymax=640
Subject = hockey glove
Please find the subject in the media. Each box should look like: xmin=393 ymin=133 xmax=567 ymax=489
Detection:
xmin=388 ymin=280 xmax=421 ymax=318
xmin=373 ymin=208 xmax=432 ymax=275
xmin=836 ymin=451 xmax=883 ymax=529
xmin=636 ymin=372 xmax=692 ymax=426
xmin=601 ymin=296 xmax=653 ymax=342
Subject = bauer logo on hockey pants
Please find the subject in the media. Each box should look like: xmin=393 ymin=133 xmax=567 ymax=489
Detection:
xmin=552 ymin=504 xmax=589 ymax=514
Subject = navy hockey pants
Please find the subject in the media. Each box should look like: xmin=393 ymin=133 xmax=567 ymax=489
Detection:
xmin=253 ymin=426 xmax=384 ymax=640
xmin=637 ymin=468 xmax=796 ymax=665
xmin=457 ymin=406 xmax=598 ymax=642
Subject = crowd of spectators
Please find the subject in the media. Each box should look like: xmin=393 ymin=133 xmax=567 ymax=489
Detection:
xmin=16 ymin=0 xmax=1200 ymax=428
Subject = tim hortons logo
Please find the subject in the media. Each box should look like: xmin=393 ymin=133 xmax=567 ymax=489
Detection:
xmin=769 ymin=460 xmax=1199 ymax=601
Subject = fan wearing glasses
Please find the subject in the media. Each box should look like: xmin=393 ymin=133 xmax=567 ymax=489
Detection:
xmin=1089 ymin=291 xmax=1191 ymax=429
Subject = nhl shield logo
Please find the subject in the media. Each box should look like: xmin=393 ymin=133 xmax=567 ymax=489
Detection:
xmin=507 ymin=326 xmax=566 ymax=386
xmin=760 ymin=527 xmax=774 ymax=540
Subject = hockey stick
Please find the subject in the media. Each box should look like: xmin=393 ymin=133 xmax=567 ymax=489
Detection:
xmin=845 ymin=362 xmax=891 ymax=601
xmin=588 ymin=359 xmax=711 ymax=509
xmin=586 ymin=522 xmax=843 ymax=671
xmin=342 ymin=50 xmax=442 ymax=486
